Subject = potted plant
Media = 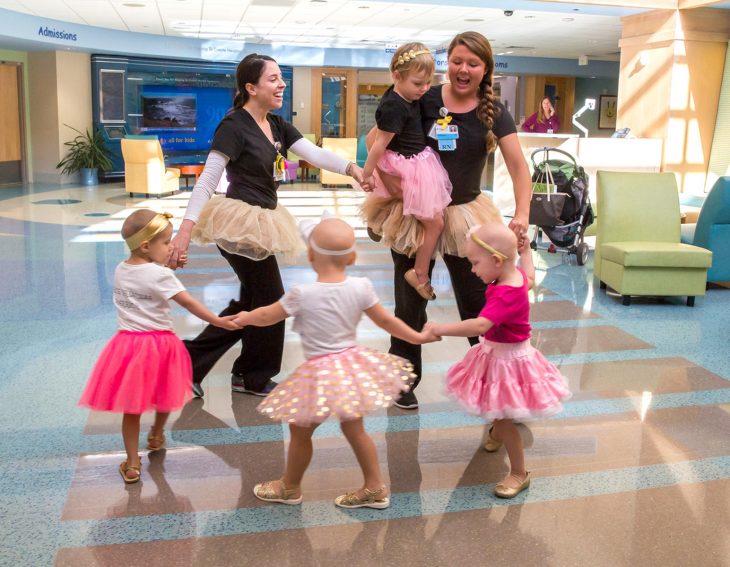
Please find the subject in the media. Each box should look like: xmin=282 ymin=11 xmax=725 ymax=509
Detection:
xmin=56 ymin=125 xmax=113 ymax=186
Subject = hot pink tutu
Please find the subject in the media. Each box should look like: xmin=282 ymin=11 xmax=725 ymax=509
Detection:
xmin=373 ymin=146 xmax=452 ymax=220
xmin=79 ymin=331 xmax=192 ymax=414
xmin=447 ymin=339 xmax=571 ymax=421
xmin=257 ymin=346 xmax=415 ymax=426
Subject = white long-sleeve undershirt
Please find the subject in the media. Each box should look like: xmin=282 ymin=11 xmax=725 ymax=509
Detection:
xmin=182 ymin=137 xmax=352 ymax=223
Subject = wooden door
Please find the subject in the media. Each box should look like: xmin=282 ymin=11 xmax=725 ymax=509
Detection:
xmin=0 ymin=63 xmax=24 ymax=184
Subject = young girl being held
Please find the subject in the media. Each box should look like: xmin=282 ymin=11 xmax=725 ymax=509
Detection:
xmin=427 ymin=223 xmax=571 ymax=498
xmin=232 ymin=217 xmax=438 ymax=509
xmin=79 ymin=209 xmax=240 ymax=484
xmin=362 ymin=42 xmax=452 ymax=301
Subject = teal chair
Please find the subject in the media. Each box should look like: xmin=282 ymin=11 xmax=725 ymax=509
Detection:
xmin=595 ymin=171 xmax=712 ymax=306
xmin=680 ymin=176 xmax=730 ymax=283
xmin=356 ymin=134 xmax=368 ymax=167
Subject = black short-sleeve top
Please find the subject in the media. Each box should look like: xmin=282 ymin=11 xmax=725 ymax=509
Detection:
xmin=420 ymin=84 xmax=516 ymax=205
xmin=210 ymin=110 xmax=302 ymax=210
xmin=375 ymin=86 xmax=425 ymax=157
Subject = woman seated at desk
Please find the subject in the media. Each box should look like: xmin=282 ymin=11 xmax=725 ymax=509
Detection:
xmin=522 ymin=96 xmax=560 ymax=134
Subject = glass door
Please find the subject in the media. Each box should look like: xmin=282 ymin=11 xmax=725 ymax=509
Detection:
xmin=320 ymin=73 xmax=347 ymax=138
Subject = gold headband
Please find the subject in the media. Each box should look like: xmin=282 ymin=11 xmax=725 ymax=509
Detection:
xmin=125 ymin=211 xmax=173 ymax=251
xmin=395 ymin=49 xmax=431 ymax=68
xmin=470 ymin=232 xmax=508 ymax=260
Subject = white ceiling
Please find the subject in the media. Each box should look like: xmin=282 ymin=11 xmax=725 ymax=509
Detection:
xmin=0 ymin=0 xmax=723 ymax=60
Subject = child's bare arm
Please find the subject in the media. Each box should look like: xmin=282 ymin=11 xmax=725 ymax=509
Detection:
xmin=232 ymin=302 xmax=288 ymax=328
xmin=427 ymin=316 xmax=493 ymax=338
xmin=517 ymin=238 xmax=536 ymax=290
xmin=364 ymin=303 xmax=438 ymax=344
xmin=172 ymin=291 xmax=240 ymax=330
xmin=362 ymin=128 xmax=396 ymax=179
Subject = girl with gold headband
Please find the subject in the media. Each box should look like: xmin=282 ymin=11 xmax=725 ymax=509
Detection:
xmin=362 ymin=42 xmax=452 ymax=301
xmin=426 ymin=223 xmax=571 ymax=498
xmin=363 ymin=32 xmax=532 ymax=410
xmin=78 ymin=209 xmax=240 ymax=484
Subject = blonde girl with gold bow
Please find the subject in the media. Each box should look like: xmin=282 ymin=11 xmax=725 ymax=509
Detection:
xmin=362 ymin=42 xmax=452 ymax=301
xmin=78 ymin=209 xmax=240 ymax=484
xmin=425 ymin=223 xmax=571 ymax=498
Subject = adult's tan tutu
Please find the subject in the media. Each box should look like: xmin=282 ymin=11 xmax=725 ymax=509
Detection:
xmin=192 ymin=196 xmax=305 ymax=263
xmin=361 ymin=193 xmax=502 ymax=258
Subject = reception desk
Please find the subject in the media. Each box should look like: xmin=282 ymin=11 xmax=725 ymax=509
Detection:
xmin=493 ymin=134 xmax=664 ymax=216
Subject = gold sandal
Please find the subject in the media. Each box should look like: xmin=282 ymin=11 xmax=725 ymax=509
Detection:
xmin=253 ymin=479 xmax=303 ymax=505
xmin=483 ymin=426 xmax=503 ymax=453
xmin=147 ymin=431 xmax=166 ymax=452
xmin=494 ymin=472 xmax=530 ymax=499
xmin=404 ymin=269 xmax=436 ymax=300
xmin=119 ymin=460 xmax=142 ymax=484
xmin=335 ymin=486 xmax=390 ymax=509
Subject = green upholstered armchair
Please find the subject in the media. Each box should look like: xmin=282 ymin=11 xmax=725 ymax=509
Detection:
xmin=680 ymin=176 xmax=730 ymax=283
xmin=595 ymin=171 xmax=712 ymax=306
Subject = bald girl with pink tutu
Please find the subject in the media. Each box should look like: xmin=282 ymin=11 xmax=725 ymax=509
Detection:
xmin=231 ymin=216 xmax=439 ymax=510
xmin=428 ymin=223 xmax=571 ymax=499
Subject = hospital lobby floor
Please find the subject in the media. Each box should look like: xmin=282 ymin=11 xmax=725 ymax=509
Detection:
xmin=1 ymin=181 xmax=729 ymax=566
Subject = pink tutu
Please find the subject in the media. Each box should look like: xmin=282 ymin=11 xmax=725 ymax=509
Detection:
xmin=373 ymin=146 xmax=452 ymax=220
xmin=79 ymin=331 xmax=192 ymax=414
xmin=447 ymin=339 xmax=571 ymax=421
xmin=257 ymin=346 xmax=415 ymax=426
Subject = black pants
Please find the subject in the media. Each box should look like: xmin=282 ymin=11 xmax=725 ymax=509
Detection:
xmin=389 ymin=249 xmax=486 ymax=391
xmin=184 ymin=249 xmax=285 ymax=389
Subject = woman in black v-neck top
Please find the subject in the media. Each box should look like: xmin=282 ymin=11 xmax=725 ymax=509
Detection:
xmin=168 ymin=54 xmax=363 ymax=397
xmin=364 ymin=32 xmax=531 ymax=409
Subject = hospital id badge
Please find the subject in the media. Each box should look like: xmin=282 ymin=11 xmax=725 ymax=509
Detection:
xmin=435 ymin=124 xmax=459 ymax=151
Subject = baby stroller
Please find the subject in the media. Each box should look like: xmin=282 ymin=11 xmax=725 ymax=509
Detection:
xmin=528 ymin=147 xmax=594 ymax=265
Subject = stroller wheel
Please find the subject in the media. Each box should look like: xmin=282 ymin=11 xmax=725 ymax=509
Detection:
xmin=576 ymin=242 xmax=589 ymax=266
xmin=530 ymin=241 xmax=537 ymax=251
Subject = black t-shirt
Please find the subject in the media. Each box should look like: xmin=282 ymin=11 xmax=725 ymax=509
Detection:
xmin=375 ymin=86 xmax=425 ymax=157
xmin=420 ymin=84 xmax=516 ymax=205
xmin=211 ymin=110 xmax=302 ymax=210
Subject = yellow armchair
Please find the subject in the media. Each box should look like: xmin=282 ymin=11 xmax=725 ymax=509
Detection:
xmin=121 ymin=138 xmax=181 ymax=197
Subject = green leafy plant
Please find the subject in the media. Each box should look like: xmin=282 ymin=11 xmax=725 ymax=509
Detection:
xmin=56 ymin=125 xmax=113 ymax=174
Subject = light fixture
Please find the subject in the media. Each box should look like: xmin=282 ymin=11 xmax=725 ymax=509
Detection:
xmin=562 ymin=17 xmax=574 ymax=22
xmin=464 ymin=18 xmax=484 ymax=22
xmin=122 ymin=2 xmax=146 ymax=7
xmin=524 ymin=15 xmax=536 ymax=19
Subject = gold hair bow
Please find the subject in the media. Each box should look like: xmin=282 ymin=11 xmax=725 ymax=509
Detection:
xmin=396 ymin=49 xmax=431 ymax=68
xmin=125 ymin=211 xmax=173 ymax=251
xmin=470 ymin=232 xmax=508 ymax=260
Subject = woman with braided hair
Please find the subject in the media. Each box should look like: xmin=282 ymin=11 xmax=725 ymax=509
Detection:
xmin=363 ymin=31 xmax=531 ymax=409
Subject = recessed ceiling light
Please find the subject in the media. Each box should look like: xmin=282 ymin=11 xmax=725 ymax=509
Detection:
xmin=464 ymin=18 xmax=483 ymax=22
xmin=358 ymin=5 xmax=370 ymax=8
xmin=122 ymin=2 xmax=146 ymax=7
xmin=562 ymin=17 xmax=574 ymax=22
xmin=524 ymin=15 xmax=536 ymax=19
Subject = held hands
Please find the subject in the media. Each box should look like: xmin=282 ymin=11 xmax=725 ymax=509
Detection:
xmin=168 ymin=231 xmax=191 ymax=270
xmin=508 ymin=214 xmax=529 ymax=249
xmin=348 ymin=163 xmax=365 ymax=187
xmin=421 ymin=322 xmax=442 ymax=343
xmin=214 ymin=315 xmax=243 ymax=331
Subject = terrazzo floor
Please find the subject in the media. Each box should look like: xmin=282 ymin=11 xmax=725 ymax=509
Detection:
xmin=0 ymin=181 xmax=729 ymax=566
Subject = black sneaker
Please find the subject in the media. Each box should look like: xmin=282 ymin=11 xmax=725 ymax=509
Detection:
xmin=192 ymin=382 xmax=204 ymax=398
xmin=393 ymin=390 xmax=419 ymax=409
xmin=367 ymin=227 xmax=382 ymax=242
xmin=231 ymin=378 xmax=278 ymax=397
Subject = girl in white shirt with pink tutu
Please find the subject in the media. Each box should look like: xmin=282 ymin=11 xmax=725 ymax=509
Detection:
xmin=79 ymin=209 xmax=239 ymax=484
xmin=231 ymin=216 xmax=438 ymax=509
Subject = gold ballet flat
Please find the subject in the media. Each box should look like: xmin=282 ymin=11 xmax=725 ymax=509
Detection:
xmin=483 ymin=426 xmax=503 ymax=453
xmin=404 ymin=269 xmax=436 ymax=300
xmin=494 ymin=472 xmax=530 ymax=499
xmin=335 ymin=486 xmax=390 ymax=509
xmin=253 ymin=479 xmax=303 ymax=505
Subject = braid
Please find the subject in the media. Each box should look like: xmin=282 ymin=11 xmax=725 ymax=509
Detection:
xmin=477 ymin=77 xmax=499 ymax=154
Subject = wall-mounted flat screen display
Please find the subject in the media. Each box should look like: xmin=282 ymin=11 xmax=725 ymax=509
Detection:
xmin=142 ymin=93 xmax=197 ymax=131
